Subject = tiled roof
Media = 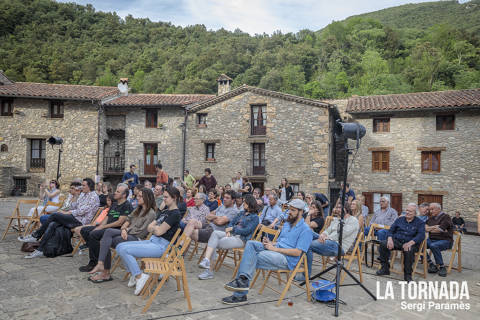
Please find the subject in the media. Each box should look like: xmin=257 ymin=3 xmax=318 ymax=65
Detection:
xmin=346 ymin=89 xmax=480 ymax=113
xmin=104 ymin=94 xmax=215 ymax=107
xmin=0 ymin=82 xmax=119 ymax=101
xmin=217 ymin=74 xmax=233 ymax=81
xmin=188 ymin=85 xmax=331 ymax=113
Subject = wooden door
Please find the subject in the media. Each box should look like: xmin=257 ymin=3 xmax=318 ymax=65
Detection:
xmin=144 ymin=144 xmax=158 ymax=175
xmin=418 ymin=194 xmax=443 ymax=207
xmin=362 ymin=192 xmax=373 ymax=214
xmin=391 ymin=193 xmax=402 ymax=215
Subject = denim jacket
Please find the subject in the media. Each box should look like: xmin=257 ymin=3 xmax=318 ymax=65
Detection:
xmin=228 ymin=211 xmax=259 ymax=242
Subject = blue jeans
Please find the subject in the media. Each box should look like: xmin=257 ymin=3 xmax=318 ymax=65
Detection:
xmin=40 ymin=214 xmax=50 ymax=226
xmin=233 ymin=240 xmax=288 ymax=297
xmin=305 ymin=239 xmax=344 ymax=277
xmin=427 ymin=239 xmax=452 ymax=266
xmin=364 ymin=227 xmax=388 ymax=241
xmin=323 ymin=207 xmax=329 ymax=219
xmin=179 ymin=221 xmax=186 ymax=230
xmin=116 ymin=235 xmax=170 ymax=277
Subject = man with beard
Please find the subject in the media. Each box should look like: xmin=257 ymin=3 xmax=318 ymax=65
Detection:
xmin=221 ymin=199 xmax=312 ymax=305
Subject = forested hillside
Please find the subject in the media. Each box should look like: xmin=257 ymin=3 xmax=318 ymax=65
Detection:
xmin=1 ymin=0 xmax=479 ymax=98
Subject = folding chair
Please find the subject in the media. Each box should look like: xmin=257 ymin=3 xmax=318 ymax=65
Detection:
xmin=24 ymin=200 xmax=63 ymax=236
xmin=446 ymin=231 xmax=462 ymax=274
xmin=311 ymin=216 xmax=333 ymax=269
xmin=339 ymin=232 xmax=364 ymax=284
xmin=213 ymin=224 xmax=262 ymax=273
xmin=110 ymin=231 xmax=156 ymax=275
xmin=389 ymin=235 xmax=427 ymax=279
xmin=232 ymin=225 xmax=281 ymax=280
xmin=71 ymin=207 xmax=104 ymax=255
xmin=2 ymin=199 xmax=40 ymax=240
xmin=363 ymin=223 xmax=390 ymax=267
xmin=140 ymin=234 xmax=192 ymax=313
xmin=251 ymin=253 xmax=311 ymax=306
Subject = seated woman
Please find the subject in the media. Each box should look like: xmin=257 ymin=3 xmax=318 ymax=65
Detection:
xmin=72 ymin=194 xmax=113 ymax=237
xmin=184 ymin=188 xmax=196 ymax=208
xmin=88 ymin=189 xmax=156 ymax=282
xmin=305 ymin=200 xmax=325 ymax=239
xmin=116 ymin=187 xmax=181 ymax=295
xmin=129 ymin=184 xmax=144 ymax=209
xmin=351 ymin=199 xmax=365 ymax=230
xmin=198 ymin=194 xmax=259 ymax=280
xmin=24 ymin=179 xmax=61 ymax=227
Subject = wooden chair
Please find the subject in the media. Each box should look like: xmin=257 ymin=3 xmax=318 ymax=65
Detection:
xmin=110 ymin=231 xmax=157 ymax=275
xmin=389 ymin=235 xmax=427 ymax=279
xmin=140 ymin=234 xmax=192 ymax=313
xmin=362 ymin=223 xmax=390 ymax=267
xmin=339 ymin=232 xmax=364 ymax=284
xmin=251 ymin=253 xmax=311 ymax=306
xmin=71 ymin=207 xmax=104 ymax=255
xmin=427 ymin=231 xmax=462 ymax=274
xmin=24 ymin=199 xmax=64 ymax=236
xmin=312 ymin=215 xmax=333 ymax=269
xmin=2 ymin=199 xmax=40 ymax=240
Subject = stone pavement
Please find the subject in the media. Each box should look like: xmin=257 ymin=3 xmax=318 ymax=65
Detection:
xmin=0 ymin=197 xmax=479 ymax=320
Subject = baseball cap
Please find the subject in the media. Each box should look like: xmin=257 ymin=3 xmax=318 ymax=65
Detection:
xmin=288 ymin=199 xmax=305 ymax=210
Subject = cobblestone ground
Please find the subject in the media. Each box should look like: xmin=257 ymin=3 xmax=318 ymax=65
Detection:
xmin=0 ymin=198 xmax=479 ymax=320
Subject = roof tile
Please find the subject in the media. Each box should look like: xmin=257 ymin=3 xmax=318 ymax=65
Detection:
xmin=104 ymin=94 xmax=215 ymax=106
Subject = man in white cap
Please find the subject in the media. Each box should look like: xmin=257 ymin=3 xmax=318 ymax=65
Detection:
xmin=221 ymin=198 xmax=312 ymax=305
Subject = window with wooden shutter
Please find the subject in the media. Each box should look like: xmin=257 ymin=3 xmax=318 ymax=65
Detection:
xmin=436 ymin=115 xmax=454 ymax=130
xmin=145 ymin=110 xmax=158 ymax=128
xmin=50 ymin=101 xmax=64 ymax=118
xmin=390 ymin=193 xmax=402 ymax=215
xmin=372 ymin=151 xmax=389 ymax=172
xmin=205 ymin=143 xmax=215 ymax=161
xmin=1 ymin=99 xmax=13 ymax=116
xmin=362 ymin=192 xmax=373 ymax=214
xmin=373 ymin=118 xmax=390 ymax=133
xmin=418 ymin=194 xmax=443 ymax=207
xmin=251 ymin=105 xmax=266 ymax=135
xmin=421 ymin=151 xmax=441 ymax=172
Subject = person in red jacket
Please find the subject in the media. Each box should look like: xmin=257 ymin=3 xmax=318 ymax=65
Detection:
xmin=155 ymin=164 xmax=168 ymax=185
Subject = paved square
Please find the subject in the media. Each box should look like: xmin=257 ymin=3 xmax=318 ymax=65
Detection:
xmin=0 ymin=198 xmax=478 ymax=320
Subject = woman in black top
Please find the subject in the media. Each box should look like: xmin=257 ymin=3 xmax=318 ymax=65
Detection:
xmin=240 ymin=177 xmax=253 ymax=196
xmin=116 ymin=186 xmax=181 ymax=296
xmin=279 ymin=178 xmax=294 ymax=203
xmin=305 ymin=200 xmax=325 ymax=236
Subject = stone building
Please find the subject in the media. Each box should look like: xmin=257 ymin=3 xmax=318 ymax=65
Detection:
xmin=185 ymin=78 xmax=343 ymax=196
xmin=346 ymin=89 xmax=480 ymax=222
xmin=0 ymin=71 xmax=119 ymax=196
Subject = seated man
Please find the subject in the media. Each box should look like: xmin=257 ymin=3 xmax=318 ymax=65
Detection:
xmin=184 ymin=190 xmax=238 ymax=249
xmin=153 ymin=183 xmax=164 ymax=209
xmin=298 ymin=202 xmax=358 ymax=281
xmin=79 ymin=183 xmax=132 ymax=272
xmin=364 ymin=197 xmax=398 ymax=241
xmin=376 ymin=203 xmax=425 ymax=282
xmin=452 ymin=211 xmax=466 ymax=233
xmin=181 ymin=192 xmax=209 ymax=230
xmin=221 ymin=199 xmax=312 ymax=305
xmin=417 ymin=202 xmax=430 ymax=222
xmin=426 ymin=203 xmax=454 ymax=277
xmin=258 ymin=194 xmax=283 ymax=228
xmin=198 ymin=194 xmax=259 ymax=280
xmin=20 ymin=178 xmax=100 ymax=258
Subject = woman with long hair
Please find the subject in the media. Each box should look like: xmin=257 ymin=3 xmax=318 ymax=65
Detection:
xmin=88 ymin=189 xmax=157 ymax=282
xmin=198 ymin=194 xmax=260 ymax=280
xmin=350 ymin=199 xmax=364 ymax=229
xmin=185 ymin=188 xmax=196 ymax=208
xmin=116 ymin=187 xmax=182 ymax=295
xmin=305 ymin=200 xmax=325 ymax=237
xmin=72 ymin=193 xmax=114 ymax=237
xmin=129 ymin=184 xmax=143 ymax=209
xmin=279 ymin=178 xmax=293 ymax=203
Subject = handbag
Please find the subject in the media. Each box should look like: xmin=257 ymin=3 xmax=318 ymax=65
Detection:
xmin=21 ymin=241 xmax=40 ymax=252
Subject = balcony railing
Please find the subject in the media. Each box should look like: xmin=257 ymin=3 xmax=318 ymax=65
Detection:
xmin=30 ymin=158 xmax=45 ymax=170
xmin=245 ymin=158 xmax=267 ymax=176
xmin=103 ymin=157 xmax=125 ymax=173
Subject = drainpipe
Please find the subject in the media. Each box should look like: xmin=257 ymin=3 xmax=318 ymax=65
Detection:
xmin=96 ymin=103 xmax=103 ymax=180
xmin=181 ymin=108 xmax=188 ymax=176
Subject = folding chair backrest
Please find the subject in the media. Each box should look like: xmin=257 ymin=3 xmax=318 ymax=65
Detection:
xmin=159 ymin=228 xmax=182 ymax=261
xmin=90 ymin=207 xmax=104 ymax=223
xmin=319 ymin=216 xmax=333 ymax=234
xmin=258 ymin=225 xmax=281 ymax=241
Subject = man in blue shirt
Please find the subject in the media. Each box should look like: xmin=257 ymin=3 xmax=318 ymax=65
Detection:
xmin=259 ymin=194 xmax=283 ymax=227
xmin=221 ymin=199 xmax=312 ymax=305
xmin=376 ymin=203 xmax=425 ymax=282
xmin=122 ymin=164 xmax=139 ymax=190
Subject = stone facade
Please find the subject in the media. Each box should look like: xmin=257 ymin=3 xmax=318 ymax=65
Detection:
xmin=348 ymin=110 xmax=480 ymax=222
xmin=0 ymin=98 xmax=100 ymax=195
xmin=186 ymin=89 xmax=338 ymax=194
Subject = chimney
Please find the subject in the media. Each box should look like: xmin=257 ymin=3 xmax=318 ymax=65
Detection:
xmin=217 ymin=74 xmax=233 ymax=96
xmin=118 ymin=78 xmax=129 ymax=96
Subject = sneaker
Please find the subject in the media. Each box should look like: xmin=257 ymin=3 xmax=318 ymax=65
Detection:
xmin=127 ymin=275 xmax=137 ymax=288
xmin=428 ymin=263 xmax=439 ymax=274
xmin=198 ymin=270 xmax=214 ymax=280
xmin=438 ymin=266 xmax=447 ymax=277
xmin=134 ymin=273 xmax=150 ymax=296
xmin=222 ymin=295 xmax=248 ymax=305
xmin=376 ymin=267 xmax=390 ymax=276
xmin=404 ymin=274 xmax=413 ymax=282
xmin=79 ymin=244 xmax=88 ymax=250
xmin=79 ymin=263 xmax=96 ymax=272
xmin=18 ymin=234 xmax=37 ymax=242
xmin=224 ymin=276 xmax=250 ymax=292
xmin=24 ymin=249 xmax=44 ymax=259
xmin=199 ymin=258 xmax=210 ymax=269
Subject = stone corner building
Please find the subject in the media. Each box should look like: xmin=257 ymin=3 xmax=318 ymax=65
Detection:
xmin=346 ymin=89 xmax=480 ymax=222
xmin=185 ymin=79 xmax=343 ymax=196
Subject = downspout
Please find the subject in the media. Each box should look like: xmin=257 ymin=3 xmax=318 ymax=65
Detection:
xmin=96 ymin=102 xmax=103 ymax=180
xmin=181 ymin=108 xmax=188 ymax=175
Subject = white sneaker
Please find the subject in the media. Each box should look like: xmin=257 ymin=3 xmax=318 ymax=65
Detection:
xmin=199 ymin=258 xmax=210 ymax=269
xmin=198 ymin=270 xmax=214 ymax=280
xmin=24 ymin=249 xmax=44 ymax=259
xmin=134 ymin=273 xmax=150 ymax=296
xmin=18 ymin=234 xmax=37 ymax=242
xmin=127 ymin=275 xmax=137 ymax=288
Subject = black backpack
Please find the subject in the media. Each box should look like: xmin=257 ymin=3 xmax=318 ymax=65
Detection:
xmin=42 ymin=225 xmax=73 ymax=258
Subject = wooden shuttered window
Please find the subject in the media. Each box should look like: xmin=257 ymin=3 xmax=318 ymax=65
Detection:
xmin=436 ymin=115 xmax=454 ymax=130
xmin=145 ymin=110 xmax=158 ymax=128
xmin=372 ymin=151 xmax=389 ymax=172
xmin=362 ymin=192 xmax=373 ymax=214
xmin=421 ymin=151 xmax=441 ymax=172
xmin=373 ymin=118 xmax=390 ymax=132
xmin=363 ymin=192 xmax=402 ymax=215
xmin=418 ymin=194 xmax=443 ymax=207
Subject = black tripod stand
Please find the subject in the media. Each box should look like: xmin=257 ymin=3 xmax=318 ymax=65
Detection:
xmin=301 ymin=138 xmax=376 ymax=316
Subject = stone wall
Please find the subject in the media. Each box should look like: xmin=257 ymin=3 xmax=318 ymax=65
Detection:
xmin=0 ymin=98 xmax=99 ymax=195
xmin=186 ymin=91 xmax=332 ymax=194
xmin=349 ymin=110 xmax=480 ymax=222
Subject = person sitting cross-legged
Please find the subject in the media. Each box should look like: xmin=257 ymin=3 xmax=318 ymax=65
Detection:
xmin=296 ymin=202 xmax=358 ymax=282
xmin=198 ymin=194 xmax=259 ymax=280
xmin=376 ymin=203 xmax=425 ymax=282
xmin=78 ymin=183 xmax=132 ymax=272
xmin=221 ymin=199 xmax=312 ymax=305
xmin=115 ymin=186 xmax=182 ymax=296
xmin=87 ymin=188 xmax=156 ymax=283
xmin=426 ymin=203 xmax=454 ymax=277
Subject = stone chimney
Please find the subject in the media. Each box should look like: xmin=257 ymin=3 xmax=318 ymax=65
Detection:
xmin=217 ymin=74 xmax=233 ymax=96
xmin=118 ymin=78 xmax=129 ymax=96
xmin=0 ymin=70 xmax=13 ymax=85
